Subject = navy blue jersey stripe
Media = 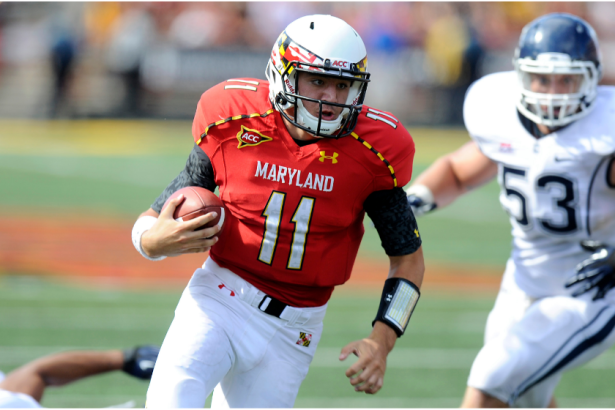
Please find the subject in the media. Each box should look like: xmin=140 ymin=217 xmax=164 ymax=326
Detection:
xmin=509 ymin=307 xmax=615 ymax=403
xmin=606 ymin=156 xmax=615 ymax=189
xmin=586 ymin=156 xmax=609 ymax=236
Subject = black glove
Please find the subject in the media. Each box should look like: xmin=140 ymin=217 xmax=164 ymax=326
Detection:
xmin=122 ymin=345 xmax=160 ymax=380
xmin=565 ymin=241 xmax=615 ymax=300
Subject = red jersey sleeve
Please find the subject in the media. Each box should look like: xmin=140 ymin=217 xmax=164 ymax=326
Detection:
xmin=350 ymin=106 xmax=416 ymax=192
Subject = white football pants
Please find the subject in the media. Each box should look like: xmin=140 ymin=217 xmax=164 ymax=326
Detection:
xmin=146 ymin=257 xmax=326 ymax=408
xmin=468 ymin=259 xmax=615 ymax=407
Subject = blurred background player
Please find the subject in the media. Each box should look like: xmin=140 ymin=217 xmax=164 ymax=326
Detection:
xmin=0 ymin=345 xmax=159 ymax=408
xmin=406 ymin=13 xmax=615 ymax=408
xmin=132 ymin=14 xmax=423 ymax=408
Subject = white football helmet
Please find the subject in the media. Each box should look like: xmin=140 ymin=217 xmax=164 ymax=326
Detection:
xmin=513 ymin=13 xmax=602 ymax=128
xmin=266 ymin=15 xmax=370 ymax=138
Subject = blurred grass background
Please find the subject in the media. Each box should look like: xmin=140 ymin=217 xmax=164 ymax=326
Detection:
xmin=0 ymin=120 xmax=613 ymax=407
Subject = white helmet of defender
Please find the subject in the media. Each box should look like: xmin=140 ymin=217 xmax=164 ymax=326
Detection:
xmin=266 ymin=15 xmax=370 ymax=138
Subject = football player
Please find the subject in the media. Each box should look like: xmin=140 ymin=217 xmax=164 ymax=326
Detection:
xmin=0 ymin=346 xmax=159 ymax=408
xmin=406 ymin=13 xmax=615 ymax=408
xmin=132 ymin=14 xmax=424 ymax=408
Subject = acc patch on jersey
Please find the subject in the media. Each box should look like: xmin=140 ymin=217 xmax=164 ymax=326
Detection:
xmin=237 ymin=125 xmax=273 ymax=148
xmin=296 ymin=332 xmax=312 ymax=347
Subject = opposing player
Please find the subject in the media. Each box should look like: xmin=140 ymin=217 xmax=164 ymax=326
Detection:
xmin=406 ymin=13 xmax=615 ymax=408
xmin=0 ymin=346 xmax=159 ymax=408
xmin=132 ymin=14 xmax=424 ymax=408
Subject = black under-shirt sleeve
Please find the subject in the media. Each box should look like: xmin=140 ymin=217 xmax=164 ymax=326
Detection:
xmin=151 ymin=144 xmax=217 ymax=213
xmin=364 ymin=187 xmax=422 ymax=256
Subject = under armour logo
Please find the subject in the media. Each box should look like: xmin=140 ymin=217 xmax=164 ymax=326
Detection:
xmin=414 ymin=229 xmax=419 ymax=238
xmin=218 ymin=283 xmax=235 ymax=296
xmin=319 ymin=151 xmax=338 ymax=164
xmin=385 ymin=293 xmax=393 ymax=302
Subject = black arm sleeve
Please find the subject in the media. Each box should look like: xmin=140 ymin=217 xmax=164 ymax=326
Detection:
xmin=364 ymin=187 xmax=422 ymax=256
xmin=151 ymin=144 xmax=217 ymax=213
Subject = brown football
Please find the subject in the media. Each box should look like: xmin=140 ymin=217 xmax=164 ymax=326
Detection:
xmin=162 ymin=187 xmax=226 ymax=236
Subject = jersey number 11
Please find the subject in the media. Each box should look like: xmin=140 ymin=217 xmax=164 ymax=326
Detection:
xmin=258 ymin=191 xmax=315 ymax=270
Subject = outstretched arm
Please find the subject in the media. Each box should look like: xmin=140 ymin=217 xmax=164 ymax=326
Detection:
xmin=0 ymin=346 xmax=158 ymax=404
xmin=408 ymin=141 xmax=498 ymax=211
xmin=0 ymin=350 xmax=124 ymax=402
xmin=340 ymin=249 xmax=424 ymax=394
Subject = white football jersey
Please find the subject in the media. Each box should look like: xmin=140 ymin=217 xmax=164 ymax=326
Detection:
xmin=464 ymin=71 xmax=615 ymax=298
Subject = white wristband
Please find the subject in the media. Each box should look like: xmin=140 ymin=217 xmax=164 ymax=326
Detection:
xmin=132 ymin=216 xmax=167 ymax=261
xmin=405 ymin=184 xmax=435 ymax=205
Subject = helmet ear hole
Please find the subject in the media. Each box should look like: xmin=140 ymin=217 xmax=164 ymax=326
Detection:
xmin=276 ymin=94 xmax=288 ymax=105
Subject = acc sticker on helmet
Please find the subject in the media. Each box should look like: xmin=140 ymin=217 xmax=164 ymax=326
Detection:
xmin=236 ymin=125 xmax=273 ymax=149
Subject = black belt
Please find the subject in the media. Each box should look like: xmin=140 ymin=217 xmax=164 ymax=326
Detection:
xmin=257 ymin=295 xmax=289 ymax=318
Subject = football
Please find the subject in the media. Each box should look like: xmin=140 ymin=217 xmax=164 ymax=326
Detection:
xmin=162 ymin=186 xmax=226 ymax=235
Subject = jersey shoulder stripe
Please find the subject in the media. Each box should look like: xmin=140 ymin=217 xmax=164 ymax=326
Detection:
xmin=348 ymin=105 xmax=415 ymax=188
xmin=192 ymin=78 xmax=272 ymax=145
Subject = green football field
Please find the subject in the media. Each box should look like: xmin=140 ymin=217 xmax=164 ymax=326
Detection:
xmin=0 ymin=120 xmax=614 ymax=407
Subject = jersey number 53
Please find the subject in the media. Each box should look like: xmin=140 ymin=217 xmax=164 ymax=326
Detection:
xmin=502 ymin=166 xmax=579 ymax=234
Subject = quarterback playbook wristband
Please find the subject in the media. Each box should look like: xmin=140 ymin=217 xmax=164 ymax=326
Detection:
xmin=372 ymin=278 xmax=420 ymax=337
xmin=132 ymin=216 xmax=167 ymax=261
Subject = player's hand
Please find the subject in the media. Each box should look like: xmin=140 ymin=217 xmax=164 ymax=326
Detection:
xmin=405 ymin=185 xmax=436 ymax=217
xmin=339 ymin=322 xmax=396 ymax=394
xmin=141 ymin=194 xmax=221 ymax=258
xmin=565 ymin=241 xmax=615 ymax=300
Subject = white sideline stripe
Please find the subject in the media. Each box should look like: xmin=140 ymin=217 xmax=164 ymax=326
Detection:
xmin=311 ymin=347 xmax=477 ymax=369
xmin=312 ymin=347 xmax=615 ymax=370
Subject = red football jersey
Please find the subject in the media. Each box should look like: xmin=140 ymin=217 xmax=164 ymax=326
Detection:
xmin=193 ymin=78 xmax=415 ymax=307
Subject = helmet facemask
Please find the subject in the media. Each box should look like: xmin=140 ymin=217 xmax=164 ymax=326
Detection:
xmin=515 ymin=56 xmax=600 ymax=129
xmin=270 ymin=59 xmax=369 ymax=138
